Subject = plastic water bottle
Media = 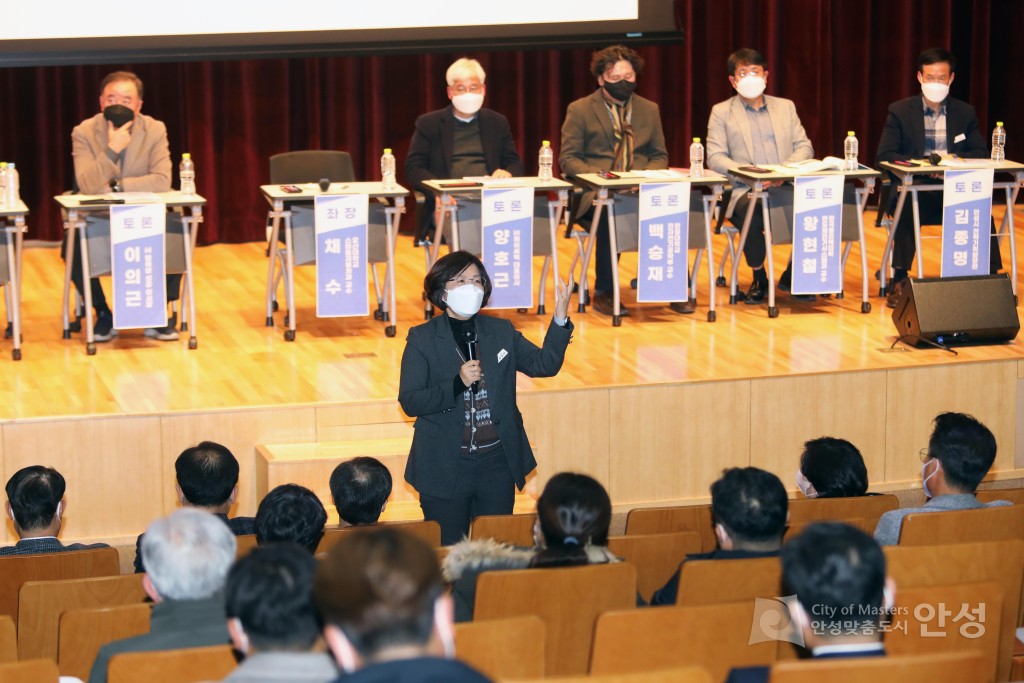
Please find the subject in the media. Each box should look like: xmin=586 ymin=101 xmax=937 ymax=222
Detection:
xmin=844 ymin=131 xmax=859 ymax=171
xmin=538 ymin=140 xmax=553 ymax=182
xmin=179 ymin=153 xmax=196 ymax=195
xmin=5 ymin=163 xmax=19 ymax=208
xmin=381 ymin=148 xmax=396 ymax=190
xmin=689 ymin=137 xmax=704 ymax=179
xmin=0 ymin=163 xmax=7 ymax=208
xmin=991 ymin=122 xmax=1006 ymax=162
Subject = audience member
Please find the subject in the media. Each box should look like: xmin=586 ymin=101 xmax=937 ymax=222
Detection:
xmin=875 ymin=412 xmax=1009 ymax=544
xmin=797 ymin=437 xmax=870 ymax=499
xmin=315 ymin=527 xmax=492 ymax=682
xmin=90 ymin=508 xmax=236 ymax=683
xmin=255 ymin=484 xmax=327 ymax=553
xmin=221 ymin=544 xmax=338 ymax=682
xmin=329 ymin=457 xmax=392 ymax=527
xmin=443 ymin=472 xmax=617 ymax=622
xmin=726 ymin=522 xmax=892 ymax=682
xmin=2 ymin=465 xmax=109 ymax=555
xmin=651 ymin=467 xmax=788 ymax=605
xmin=135 ymin=441 xmax=255 ymax=572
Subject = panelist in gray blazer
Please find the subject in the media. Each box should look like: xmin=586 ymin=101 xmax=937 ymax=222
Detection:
xmin=707 ymin=48 xmax=814 ymax=305
xmin=398 ymin=251 xmax=572 ymax=544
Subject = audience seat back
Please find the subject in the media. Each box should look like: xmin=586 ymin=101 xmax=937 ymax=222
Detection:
xmin=898 ymin=504 xmax=1024 ymax=545
xmin=606 ymin=532 xmax=701 ymax=602
xmin=767 ymin=650 xmax=988 ymax=683
xmin=625 ymin=505 xmax=716 ymax=552
xmin=787 ymin=494 xmax=899 ymax=528
xmin=784 ymin=517 xmax=873 ymax=541
xmin=57 ymin=603 xmax=151 ymax=681
xmin=234 ymin=534 xmax=258 ymax=559
xmin=107 ymin=644 xmax=237 ymax=683
xmin=0 ymin=614 xmax=15 ymax=663
xmin=977 ymin=489 xmax=1024 ymax=506
xmin=0 ymin=547 xmax=120 ymax=623
xmin=0 ymin=658 xmax=60 ymax=683
xmin=470 ymin=513 xmax=536 ymax=547
xmin=454 ymin=615 xmax=545 ymax=680
xmin=676 ymin=557 xmax=781 ymax=607
xmin=512 ymin=666 xmax=713 ymax=683
xmin=317 ymin=520 xmax=441 ymax=554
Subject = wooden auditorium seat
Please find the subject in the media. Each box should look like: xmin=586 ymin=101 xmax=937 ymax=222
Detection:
xmin=767 ymin=650 xmax=988 ymax=683
xmin=107 ymin=644 xmax=238 ymax=683
xmin=676 ymin=556 xmax=781 ymax=606
xmin=512 ymin=666 xmax=714 ymax=683
xmin=624 ymin=505 xmax=716 ymax=552
xmin=234 ymin=533 xmax=258 ymax=559
xmin=606 ymin=532 xmax=701 ymax=602
xmin=897 ymin=504 xmax=1024 ymax=545
xmin=590 ymin=601 xmax=776 ymax=680
xmin=469 ymin=513 xmax=536 ymax=547
xmin=454 ymin=615 xmax=545 ymax=679
xmin=57 ymin=603 xmax=151 ymax=681
xmin=17 ymin=573 xmax=147 ymax=661
xmin=316 ymin=519 xmax=442 ymax=554
xmin=0 ymin=658 xmax=60 ymax=683
xmin=784 ymin=517 xmax=874 ymax=541
xmin=0 ymin=546 xmax=120 ymax=623
xmin=0 ymin=614 xmax=16 ymax=663
xmin=977 ymin=488 xmax=1024 ymax=506
xmin=786 ymin=494 xmax=899 ymax=528
xmin=474 ymin=562 xmax=637 ymax=676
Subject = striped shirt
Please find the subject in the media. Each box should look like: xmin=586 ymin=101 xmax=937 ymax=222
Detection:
xmin=922 ymin=97 xmax=948 ymax=155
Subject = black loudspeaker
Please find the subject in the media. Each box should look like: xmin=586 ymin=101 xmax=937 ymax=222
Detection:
xmin=891 ymin=275 xmax=1020 ymax=346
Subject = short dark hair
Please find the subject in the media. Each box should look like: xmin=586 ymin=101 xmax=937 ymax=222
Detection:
xmin=727 ymin=48 xmax=768 ymax=76
xmin=330 ymin=458 xmax=392 ymax=526
xmin=175 ymin=441 xmax=240 ymax=507
xmin=5 ymin=466 xmax=65 ymax=531
xmin=99 ymin=71 xmax=144 ymax=99
xmin=590 ymin=44 xmax=645 ymax=80
xmin=917 ymin=47 xmax=956 ymax=73
xmin=225 ymin=544 xmax=321 ymax=651
xmin=800 ymin=437 xmax=869 ymax=498
xmin=255 ymin=484 xmax=327 ymax=553
xmin=423 ymin=251 xmax=492 ymax=312
xmin=782 ymin=522 xmax=887 ymax=630
xmin=711 ymin=467 xmax=788 ymax=545
xmin=531 ymin=472 xmax=612 ymax=569
xmin=927 ymin=412 xmax=997 ymax=492
xmin=314 ymin=528 xmax=442 ymax=658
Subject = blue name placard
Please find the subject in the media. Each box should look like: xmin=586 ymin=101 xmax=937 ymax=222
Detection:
xmin=315 ymin=194 xmax=369 ymax=317
xmin=637 ymin=182 xmax=689 ymax=302
xmin=941 ymin=168 xmax=993 ymax=277
xmin=482 ymin=187 xmax=533 ymax=309
xmin=110 ymin=203 xmax=167 ymax=329
xmin=791 ymin=175 xmax=843 ymax=295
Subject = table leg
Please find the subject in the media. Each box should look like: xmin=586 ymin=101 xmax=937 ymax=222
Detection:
xmin=704 ymin=193 xmax=719 ymax=322
xmin=265 ymin=202 xmax=282 ymax=326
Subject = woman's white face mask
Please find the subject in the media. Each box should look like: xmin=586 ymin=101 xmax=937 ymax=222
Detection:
xmin=445 ymin=284 xmax=484 ymax=317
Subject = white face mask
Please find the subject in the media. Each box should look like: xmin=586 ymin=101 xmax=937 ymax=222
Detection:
xmin=445 ymin=284 xmax=484 ymax=317
xmin=736 ymin=75 xmax=766 ymax=100
xmin=451 ymin=92 xmax=484 ymax=116
xmin=921 ymin=459 xmax=939 ymax=498
xmin=796 ymin=470 xmax=817 ymax=499
xmin=920 ymin=82 xmax=949 ymax=103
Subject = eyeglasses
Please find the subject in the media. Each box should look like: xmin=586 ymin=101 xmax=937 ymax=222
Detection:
xmin=918 ymin=447 xmax=932 ymax=462
xmin=450 ymin=84 xmax=483 ymax=95
xmin=448 ymin=277 xmax=483 ymax=287
xmin=737 ymin=69 xmax=765 ymax=79
xmin=604 ymin=74 xmax=636 ymax=83
xmin=921 ymin=74 xmax=951 ymax=84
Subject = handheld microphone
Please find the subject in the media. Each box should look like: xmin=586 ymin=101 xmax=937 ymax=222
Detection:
xmin=318 ymin=177 xmax=331 ymax=192
xmin=928 ymin=153 xmax=942 ymax=166
xmin=466 ymin=333 xmax=479 ymax=393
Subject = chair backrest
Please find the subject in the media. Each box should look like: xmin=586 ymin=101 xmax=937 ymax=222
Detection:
xmin=898 ymin=504 xmax=1024 ymax=545
xmin=767 ymin=650 xmax=989 ymax=683
xmin=977 ymin=489 xmax=1024 ymax=506
xmin=470 ymin=513 xmax=536 ymax=547
xmin=884 ymin=539 xmax=1024 ymax=682
xmin=0 ymin=547 xmax=121 ymax=623
xmin=676 ymin=556 xmax=781 ymax=606
xmin=18 ymin=573 xmax=147 ymax=661
xmin=0 ymin=658 xmax=60 ymax=683
xmin=57 ymin=603 xmax=152 ymax=681
xmin=269 ymin=150 xmax=356 ymax=185
xmin=784 ymin=517 xmax=874 ymax=541
xmin=590 ymin=601 xmax=776 ymax=681
xmin=0 ymin=614 xmax=15 ymax=663
xmin=606 ymin=532 xmax=702 ymax=602
xmin=316 ymin=520 xmax=442 ymax=555
xmin=513 ymin=667 xmax=713 ymax=683
xmin=234 ymin=534 xmax=258 ymax=559
xmin=786 ymin=495 xmax=899 ymax=528
xmin=454 ymin=615 xmax=545 ymax=680
xmin=885 ymin=581 xmax=1003 ymax=683
xmin=625 ymin=505 xmax=716 ymax=552
xmin=108 ymin=644 xmax=238 ymax=683
xmin=475 ymin=562 xmax=637 ymax=676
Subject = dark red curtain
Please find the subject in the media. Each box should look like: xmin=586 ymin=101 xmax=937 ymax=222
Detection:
xmin=1 ymin=0 xmax=1019 ymax=244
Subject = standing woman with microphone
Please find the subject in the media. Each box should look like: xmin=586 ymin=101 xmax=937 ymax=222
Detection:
xmin=399 ymin=251 xmax=573 ymax=545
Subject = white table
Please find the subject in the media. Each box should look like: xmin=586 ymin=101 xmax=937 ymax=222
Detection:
xmin=260 ymin=182 xmax=407 ymax=339
xmin=727 ymin=166 xmax=880 ymax=318
xmin=0 ymin=200 xmax=27 ymax=360
xmin=573 ymin=171 xmax=727 ymax=325
xmin=56 ymin=192 xmax=204 ymax=355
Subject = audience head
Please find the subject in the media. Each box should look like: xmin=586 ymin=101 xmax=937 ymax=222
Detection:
xmin=330 ymin=457 xmax=392 ymax=527
xmin=446 ymin=58 xmax=486 ymax=117
xmin=530 ymin=472 xmax=612 ymax=569
xmin=590 ymin=45 xmax=644 ymax=102
xmin=797 ymin=437 xmax=869 ymax=499
xmin=922 ymin=411 xmax=997 ymax=496
xmin=174 ymin=441 xmax=240 ymax=512
xmin=98 ymin=71 xmax=144 ymax=115
xmin=315 ymin=528 xmax=452 ymax=672
xmin=5 ymin=466 xmax=66 ymax=537
xmin=255 ymin=484 xmax=327 ymax=553
xmin=726 ymin=48 xmax=769 ymax=101
xmin=141 ymin=508 xmax=236 ymax=603
xmin=783 ymin=522 xmax=893 ymax=647
xmin=424 ymin=250 xmax=492 ymax=314
xmin=710 ymin=467 xmax=788 ymax=551
xmin=226 ymin=544 xmax=322 ymax=656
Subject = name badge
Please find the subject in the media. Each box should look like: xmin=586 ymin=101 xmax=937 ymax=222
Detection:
xmin=954 ymin=133 xmax=966 ymax=143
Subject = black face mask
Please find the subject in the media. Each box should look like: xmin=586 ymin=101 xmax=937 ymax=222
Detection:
xmin=103 ymin=104 xmax=135 ymax=128
xmin=602 ymin=80 xmax=637 ymax=102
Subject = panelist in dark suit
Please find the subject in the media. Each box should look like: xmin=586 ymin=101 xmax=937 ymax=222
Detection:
xmin=405 ymin=58 xmax=524 ymax=243
xmin=877 ymin=47 xmax=1000 ymax=307
xmin=398 ymin=251 xmax=571 ymax=544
